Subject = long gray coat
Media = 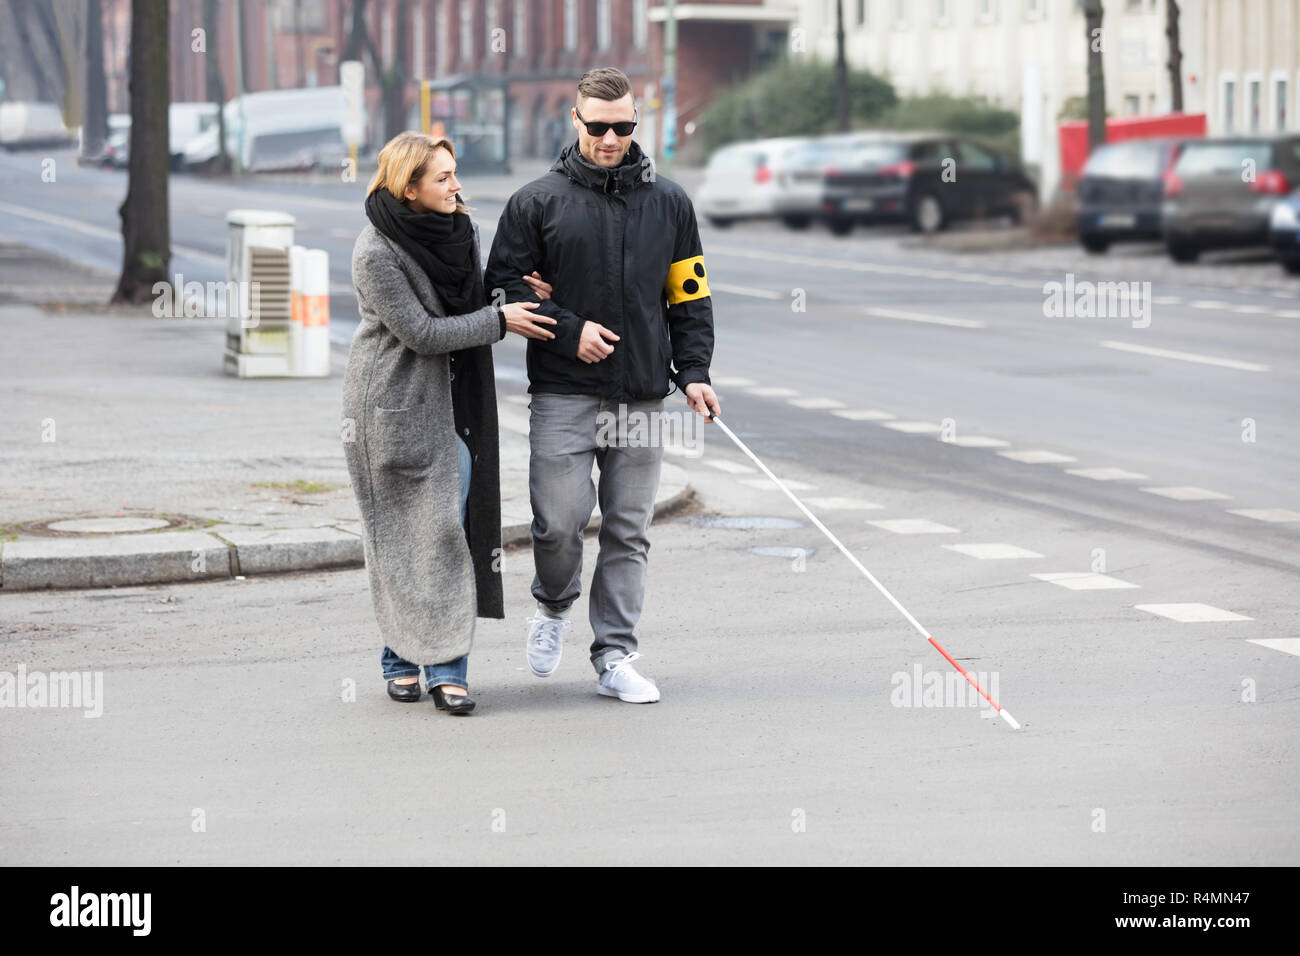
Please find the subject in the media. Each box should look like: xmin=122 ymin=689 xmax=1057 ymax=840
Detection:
xmin=342 ymin=219 xmax=505 ymax=667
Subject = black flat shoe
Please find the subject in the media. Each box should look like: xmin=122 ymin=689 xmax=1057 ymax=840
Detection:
xmin=430 ymin=685 xmax=476 ymax=715
xmin=387 ymin=679 xmax=422 ymax=703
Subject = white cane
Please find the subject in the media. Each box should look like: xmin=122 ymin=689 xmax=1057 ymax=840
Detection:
xmin=704 ymin=411 xmax=1021 ymax=730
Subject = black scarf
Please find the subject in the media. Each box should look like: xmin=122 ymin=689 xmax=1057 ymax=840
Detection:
xmin=364 ymin=188 xmax=484 ymax=314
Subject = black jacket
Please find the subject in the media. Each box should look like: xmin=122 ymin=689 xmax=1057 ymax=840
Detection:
xmin=483 ymin=138 xmax=713 ymax=401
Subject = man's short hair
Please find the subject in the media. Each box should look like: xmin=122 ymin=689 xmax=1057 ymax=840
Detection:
xmin=577 ymin=67 xmax=634 ymax=110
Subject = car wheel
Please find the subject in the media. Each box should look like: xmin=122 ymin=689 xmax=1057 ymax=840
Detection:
xmin=827 ymin=217 xmax=855 ymax=237
xmin=1166 ymin=240 xmax=1200 ymax=263
xmin=781 ymin=215 xmax=812 ymax=230
xmin=705 ymin=216 xmax=733 ymax=229
xmin=911 ymin=194 xmax=945 ymax=233
xmin=1282 ymin=258 xmax=1300 ymax=275
xmin=1080 ymin=234 xmax=1111 ymax=254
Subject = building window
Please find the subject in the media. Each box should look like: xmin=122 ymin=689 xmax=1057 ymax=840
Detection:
xmin=564 ymin=0 xmax=577 ymax=52
xmin=434 ymin=0 xmax=447 ymax=75
xmin=1123 ymin=94 xmax=1140 ymax=115
xmin=597 ymin=0 xmax=611 ymax=51
xmin=460 ymin=2 xmax=472 ymax=62
xmin=893 ymin=0 xmax=906 ymax=27
xmin=1272 ymin=74 xmax=1287 ymax=131
xmin=1221 ymin=76 xmax=1236 ymax=133
xmin=1246 ymin=76 xmax=1262 ymax=132
xmin=857 ymin=0 xmax=868 ymax=27
xmin=514 ymin=0 xmax=527 ymax=57
xmin=486 ymin=0 xmax=497 ymax=55
xmin=935 ymin=0 xmax=949 ymax=24
xmin=1025 ymin=0 xmax=1041 ymax=18
xmin=978 ymin=0 xmax=996 ymax=24
xmin=633 ymin=0 xmax=647 ymax=50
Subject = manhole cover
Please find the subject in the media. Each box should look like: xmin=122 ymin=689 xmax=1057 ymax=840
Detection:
xmin=47 ymin=517 xmax=172 ymax=533
xmin=687 ymin=515 xmax=804 ymax=530
xmin=747 ymin=546 xmax=815 ymax=559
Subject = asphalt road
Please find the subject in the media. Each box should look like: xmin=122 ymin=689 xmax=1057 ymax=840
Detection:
xmin=1 ymin=148 xmax=1296 ymax=864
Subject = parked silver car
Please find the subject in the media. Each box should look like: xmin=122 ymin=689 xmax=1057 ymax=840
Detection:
xmin=696 ymin=136 xmax=809 ymax=228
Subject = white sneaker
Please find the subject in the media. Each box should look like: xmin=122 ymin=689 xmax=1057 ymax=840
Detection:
xmin=597 ymin=652 xmax=660 ymax=703
xmin=525 ymin=610 xmax=570 ymax=677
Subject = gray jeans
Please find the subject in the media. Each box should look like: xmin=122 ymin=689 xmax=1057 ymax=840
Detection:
xmin=528 ymin=392 xmax=666 ymax=673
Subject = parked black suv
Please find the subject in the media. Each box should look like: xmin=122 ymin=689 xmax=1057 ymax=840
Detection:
xmin=1075 ymin=138 xmax=1185 ymax=253
xmin=820 ymin=133 xmax=1038 ymax=235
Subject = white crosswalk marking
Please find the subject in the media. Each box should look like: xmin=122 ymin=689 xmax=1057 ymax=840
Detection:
xmin=710 ymin=375 xmax=759 ymax=387
xmin=746 ymin=386 xmax=800 ymax=397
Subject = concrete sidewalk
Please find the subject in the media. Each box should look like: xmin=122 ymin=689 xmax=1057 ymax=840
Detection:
xmin=0 ymin=244 xmax=691 ymax=591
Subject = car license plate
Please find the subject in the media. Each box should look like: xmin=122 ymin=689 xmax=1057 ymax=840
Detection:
xmin=844 ymin=198 xmax=875 ymax=211
xmin=1098 ymin=213 xmax=1136 ymax=228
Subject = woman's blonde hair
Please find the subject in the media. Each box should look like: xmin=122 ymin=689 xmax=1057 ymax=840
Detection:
xmin=367 ymin=131 xmax=474 ymax=214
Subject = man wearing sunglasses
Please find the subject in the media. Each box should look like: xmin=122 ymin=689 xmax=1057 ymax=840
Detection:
xmin=485 ymin=67 xmax=719 ymax=704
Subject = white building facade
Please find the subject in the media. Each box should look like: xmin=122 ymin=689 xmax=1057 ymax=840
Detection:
xmin=795 ymin=0 xmax=1209 ymax=196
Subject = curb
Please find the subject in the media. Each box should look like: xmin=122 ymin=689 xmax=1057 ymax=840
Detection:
xmin=0 ymin=464 xmax=693 ymax=592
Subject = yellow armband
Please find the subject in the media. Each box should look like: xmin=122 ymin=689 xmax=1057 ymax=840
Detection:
xmin=665 ymin=255 xmax=711 ymax=305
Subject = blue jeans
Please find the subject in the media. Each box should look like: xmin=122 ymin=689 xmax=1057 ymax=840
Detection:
xmin=381 ymin=432 xmax=474 ymax=691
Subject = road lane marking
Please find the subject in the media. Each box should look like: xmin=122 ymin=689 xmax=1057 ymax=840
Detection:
xmin=1135 ymin=603 xmax=1253 ymax=622
xmin=703 ymin=459 xmax=757 ymax=475
xmin=804 ymin=496 xmax=883 ymax=511
xmin=1247 ymin=638 xmax=1300 ymax=657
xmin=1032 ymin=572 xmax=1139 ymax=590
xmin=863 ymin=306 xmax=985 ymax=329
xmin=710 ymin=282 xmax=783 ymax=299
xmin=831 ymin=409 xmax=896 ymax=421
xmin=1066 ymin=467 xmax=1149 ymax=481
xmin=943 ymin=436 xmax=1011 ymax=448
xmin=739 ymin=476 xmax=816 ymax=491
xmin=998 ymin=449 xmax=1077 ymax=464
xmin=1226 ymin=508 xmax=1300 ymax=522
xmin=788 ymin=397 xmax=847 ymax=409
xmin=746 ymin=386 xmax=800 ymax=397
xmin=943 ymin=543 xmax=1044 ymax=559
xmin=0 ymin=200 xmax=225 ymax=265
xmin=867 ymin=518 xmax=960 ymax=534
xmin=882 ymin=421 xmax=941 ymax=433
xmin=1099 ymin=340 xmax=1270 ymax=372
xmin=711 ymin=376 xmax=759 ymax=387
xmin=1141 ymin=486 xmax=1232 ymax=501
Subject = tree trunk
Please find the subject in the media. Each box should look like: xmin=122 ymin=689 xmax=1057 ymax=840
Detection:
xmin=382 ymin=0 xmax=409 ymax=141
xmin=834 ymin=0 xmax=848 ymax=132
xmin=342 ymin=0 xmax=369 ymax=62
xmin=1084 ymin=0 xmax=1106 ymax=153
xmin=1166 ymin=0 xmax=1184 ymax=112
xmin=202 ymin=0 xmax=231 ymax=173
xmin=112 ymin=0 xmax=170 ymax=305
xmin=83 ymin=0 xmax=109 ymax=158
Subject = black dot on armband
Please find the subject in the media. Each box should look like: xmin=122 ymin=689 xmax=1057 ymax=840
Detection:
xmin=682 ymin=279 xmax=699 ymax=294
xmin=693 ymin=262 xmax=706 ymax=278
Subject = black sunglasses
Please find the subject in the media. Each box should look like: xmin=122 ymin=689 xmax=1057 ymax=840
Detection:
xmin=574 ymin=105 xmax=637 ymax=137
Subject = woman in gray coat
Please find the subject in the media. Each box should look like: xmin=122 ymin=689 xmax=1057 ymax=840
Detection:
xmin=342 ymin=131 xmax=558 ymax=715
